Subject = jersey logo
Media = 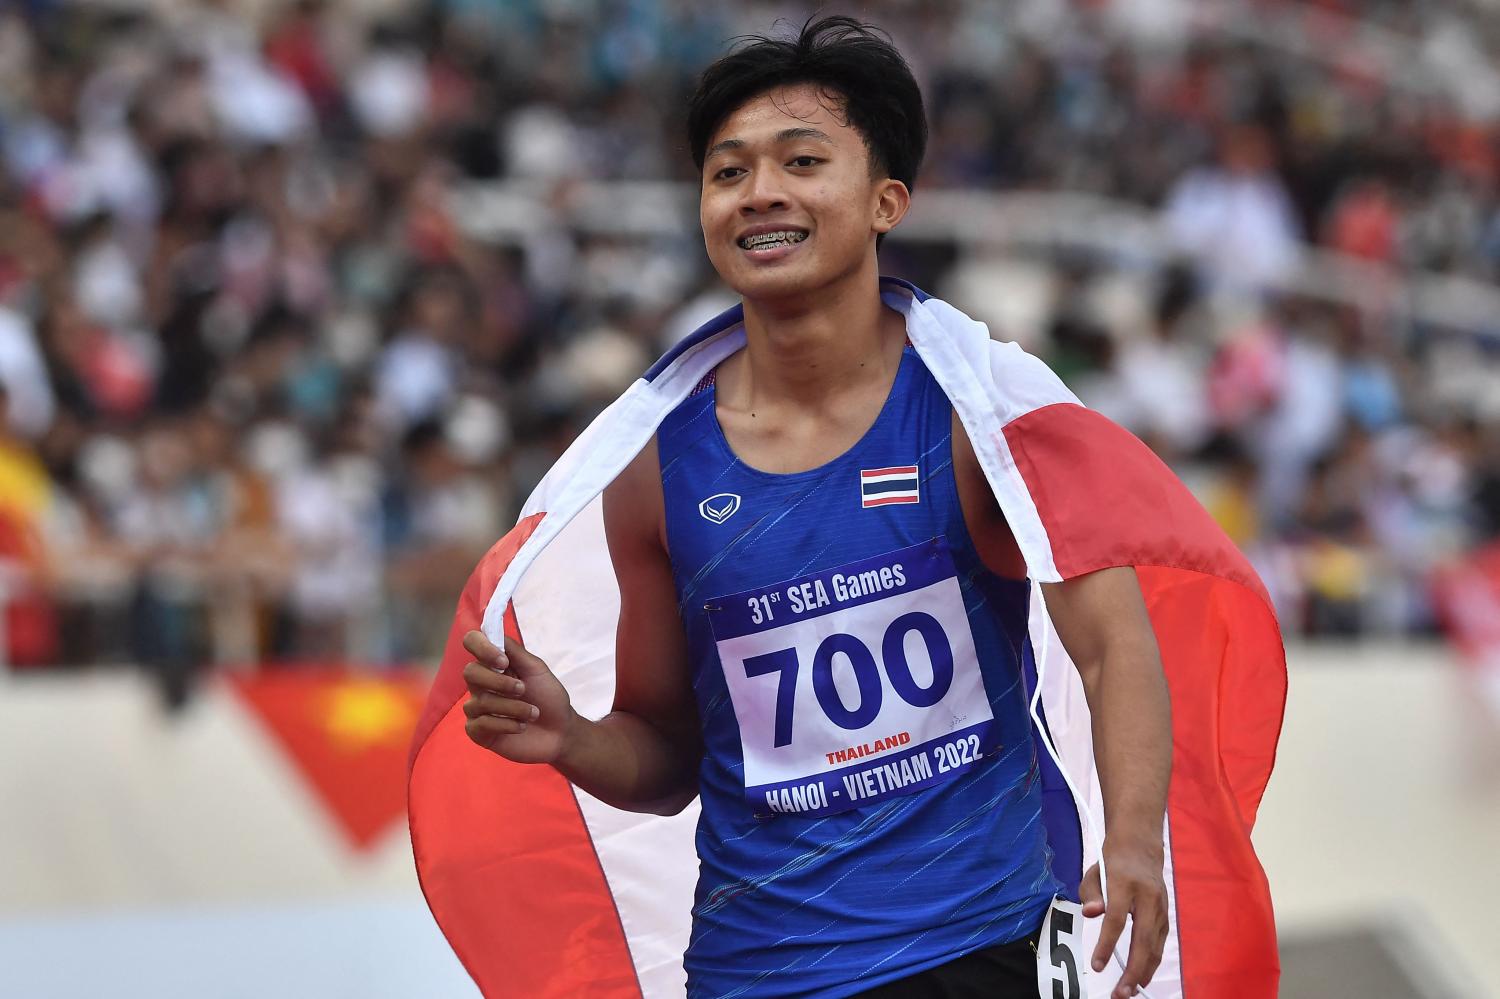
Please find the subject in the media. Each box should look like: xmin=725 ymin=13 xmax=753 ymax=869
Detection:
xmin=699 ymin=492 xmax=742 ymax=524
xmin=860 ymin=466 xmax=920 ymax=508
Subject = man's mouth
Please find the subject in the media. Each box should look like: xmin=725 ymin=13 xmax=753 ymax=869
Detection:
xmin=737 ymin=230 xmax=809 ymax=250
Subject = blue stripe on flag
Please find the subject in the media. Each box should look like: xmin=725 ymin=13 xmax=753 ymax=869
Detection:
xmin=862 ymin=478 xmax=920 ymax=496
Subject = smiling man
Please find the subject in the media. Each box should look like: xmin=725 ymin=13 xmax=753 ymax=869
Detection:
xmin=422 ymin=15 xmax=1284 ymax=999
xmin=455 ymin=16 xmax=1170 ymax=999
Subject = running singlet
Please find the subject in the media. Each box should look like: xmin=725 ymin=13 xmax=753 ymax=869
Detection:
xmin=658 ymin=346 xmax=1062 ymax=998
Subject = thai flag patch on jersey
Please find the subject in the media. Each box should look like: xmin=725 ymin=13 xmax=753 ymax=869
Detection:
xmin=860 ymin=465 xmax=920 ymax=508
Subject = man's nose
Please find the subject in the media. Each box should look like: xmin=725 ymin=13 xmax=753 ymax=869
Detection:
xmin=739 ymin=166 xmax=788 ymax=214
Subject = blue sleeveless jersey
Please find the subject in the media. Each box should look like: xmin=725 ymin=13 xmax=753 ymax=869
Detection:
xmin=657 ymin=347 xmax=1062 ymax=998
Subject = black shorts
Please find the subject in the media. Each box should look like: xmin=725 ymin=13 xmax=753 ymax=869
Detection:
xmin=852 ymin=924 xmax=1042 ymax=998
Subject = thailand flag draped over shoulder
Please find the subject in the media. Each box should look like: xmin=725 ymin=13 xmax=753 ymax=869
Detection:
xmin=408 ymin=278 xmax=1287 ymax=998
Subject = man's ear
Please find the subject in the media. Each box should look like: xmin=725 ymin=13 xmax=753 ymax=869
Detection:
xmin=872 ymin=179 xmax=911 ymax=235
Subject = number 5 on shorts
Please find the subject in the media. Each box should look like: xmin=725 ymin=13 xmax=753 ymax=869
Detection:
xmin=1035 ymin=896 xmax=1086 ymax=998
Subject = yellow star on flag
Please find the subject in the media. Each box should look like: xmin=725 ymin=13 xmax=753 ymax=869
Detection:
xmin=319 ymin=678 xmax=420 ymax=753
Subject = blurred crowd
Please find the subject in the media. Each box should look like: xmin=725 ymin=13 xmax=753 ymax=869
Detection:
xmin=2 ymin=0 xmax=1499 ymax=698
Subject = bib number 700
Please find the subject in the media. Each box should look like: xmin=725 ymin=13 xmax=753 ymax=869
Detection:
xmin=742 ymin=611 xmax=954 ymax=748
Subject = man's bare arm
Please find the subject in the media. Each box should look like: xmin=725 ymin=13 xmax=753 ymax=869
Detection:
xmin=952 ymin=413 xmax=1170 ymax=999
xmin=1041 ymin=571 xmax=1171 ymax=850
xmin=460 ymin=439 xmax=702 ymax=816
xmin=1042 ymin=567 xmax=1171 ymax=995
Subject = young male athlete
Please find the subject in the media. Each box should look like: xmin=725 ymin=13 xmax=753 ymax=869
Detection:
xmin=458 ymin=17 xmax=1171 ymax=999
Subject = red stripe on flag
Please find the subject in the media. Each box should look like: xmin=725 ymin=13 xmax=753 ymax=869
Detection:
xmin=409 ymin=515 xmax=641 ymax=998
xmin=1004 ymin=403 xmax=1284 ymax=997
xmin=861 ymin=465 xmax=918 ymax=478
xmin=862 ymin=494 xmax=920 ymax=507
xmin=1139 ymin=566 xmax=1283 ymax=996
xmin=1002 ymin=405 xmax=1269 ymax=602
xmin=409 ymin=514 xmax=545 ymax=763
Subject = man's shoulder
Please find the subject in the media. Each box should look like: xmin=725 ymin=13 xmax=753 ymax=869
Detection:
xmin=604 ymin=434 xmax=662 ymax=503
xmin=603 ymin=434 xmax=665 ymax=550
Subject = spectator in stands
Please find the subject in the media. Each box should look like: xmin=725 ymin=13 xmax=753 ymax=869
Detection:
xmin=1164 ymin=124 xmax=1303 ymax=289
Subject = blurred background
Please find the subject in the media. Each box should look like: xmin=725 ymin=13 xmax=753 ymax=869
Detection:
xmin=0 ymin=0 xmax=1497 ymax=996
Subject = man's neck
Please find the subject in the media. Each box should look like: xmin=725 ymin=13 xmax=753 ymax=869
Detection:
xmin=734 ymin=269 xmax=902 ymax=408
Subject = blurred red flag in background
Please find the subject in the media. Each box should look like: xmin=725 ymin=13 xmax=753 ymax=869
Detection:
xmin=232 ymin=669 xmax=429 ymax=850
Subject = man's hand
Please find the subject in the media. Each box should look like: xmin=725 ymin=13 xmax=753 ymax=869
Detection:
xmin=461 ymin=631 xmax=575 ymax=765
xmin=1079 ymin=840 xmax=1170 ymax=999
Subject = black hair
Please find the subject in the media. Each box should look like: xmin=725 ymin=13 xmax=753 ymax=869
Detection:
xmin=687 ymin=15 xmax=927 ymax=193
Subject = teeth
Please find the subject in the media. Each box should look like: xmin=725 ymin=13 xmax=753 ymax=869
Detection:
xmin=739 ymin=230 xmax=808 ymax=249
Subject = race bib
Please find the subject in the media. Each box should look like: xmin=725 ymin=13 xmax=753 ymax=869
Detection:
xmin=706 ymin=538 xmax=997 ymax=817
xmin=1035 ymin=896 xmax=1087 ymax=999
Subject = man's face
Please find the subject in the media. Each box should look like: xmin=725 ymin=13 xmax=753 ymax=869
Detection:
xmin=699 ymin=84 xmax=905 ymax=302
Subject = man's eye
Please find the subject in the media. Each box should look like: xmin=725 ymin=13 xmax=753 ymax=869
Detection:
xmin=715 ymin=166 xmax=744 ymax=180
xmin=789 ymin=156 xmax=821 ymax=168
